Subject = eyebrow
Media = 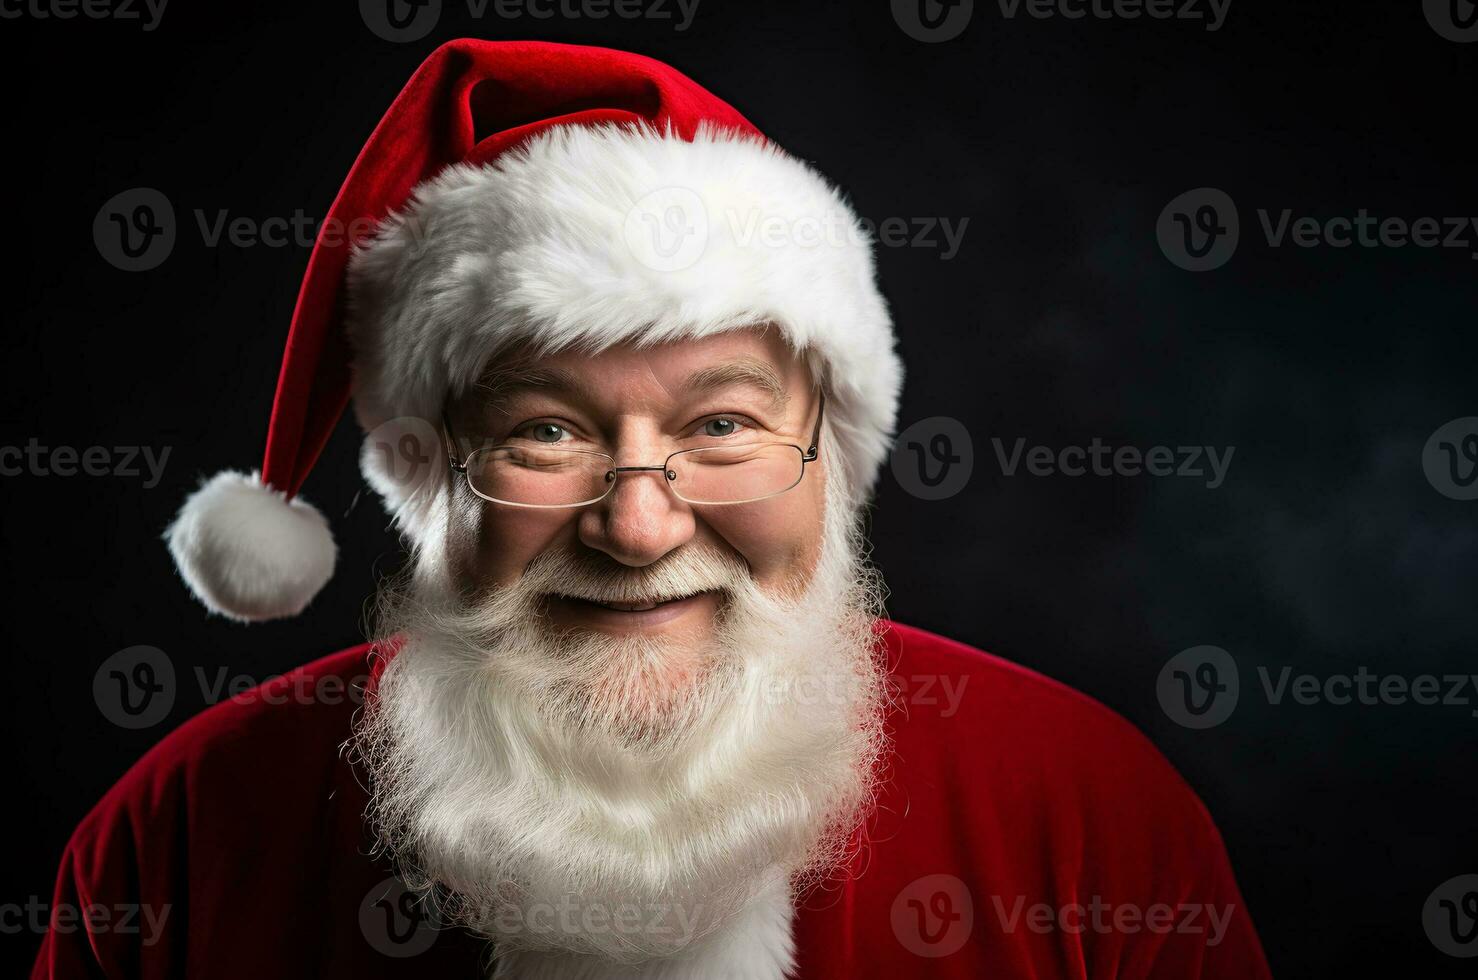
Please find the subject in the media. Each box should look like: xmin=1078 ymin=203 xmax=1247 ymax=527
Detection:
xmin=472 ymin=359 xmax=581 ymax=405
xmin=682 ymin=359 xmax=790 ymax=412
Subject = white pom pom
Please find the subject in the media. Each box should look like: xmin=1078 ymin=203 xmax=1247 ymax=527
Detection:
xmin=164 ymin=470 xmax=337 ymax=622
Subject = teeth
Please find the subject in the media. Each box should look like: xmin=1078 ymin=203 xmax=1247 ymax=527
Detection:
xmin=563 ymin=594 xmax=692 ymax=612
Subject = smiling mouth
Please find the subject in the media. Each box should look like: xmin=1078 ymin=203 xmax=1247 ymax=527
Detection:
xmin=545 ymin=590 xmax=721 ymax=628
xmin=559 ymin=593 xmax=698 ymax=612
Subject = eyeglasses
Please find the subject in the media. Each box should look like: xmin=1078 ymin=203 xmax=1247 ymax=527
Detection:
xmin=442 ymin=392 xmax=826 ymax=508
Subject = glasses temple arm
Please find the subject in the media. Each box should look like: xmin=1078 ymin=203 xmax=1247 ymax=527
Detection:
xmin=442 ymin=411 xmax=468 ymax=473
xmin=805 ymin=390 xmax=826 ymax=462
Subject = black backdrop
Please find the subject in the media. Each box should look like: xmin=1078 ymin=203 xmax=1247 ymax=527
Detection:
xmin=4 ymin=1 xmax=1476 ymax=975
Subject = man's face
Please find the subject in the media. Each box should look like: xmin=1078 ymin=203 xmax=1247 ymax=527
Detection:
xmin=448 ymin=326 xmax=827 ymax=642
xmin=359 ymin=328 xmax=884 ymax=965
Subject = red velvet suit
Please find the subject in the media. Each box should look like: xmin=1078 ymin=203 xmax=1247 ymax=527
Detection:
xmin=33 ymin=622 xmax=1272 ymax=978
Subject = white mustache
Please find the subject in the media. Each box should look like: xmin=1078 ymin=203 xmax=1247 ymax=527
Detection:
xmin=519 ymin=545 xmax=751 ymax=607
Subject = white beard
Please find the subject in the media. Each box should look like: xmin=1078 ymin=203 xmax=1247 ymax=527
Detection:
xmin=350 ymin=479 xmax=888 ymax=975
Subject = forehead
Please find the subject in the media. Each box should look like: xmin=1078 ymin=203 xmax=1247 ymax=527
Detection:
xmin=477 ymin=327 xmax=812 ymax=403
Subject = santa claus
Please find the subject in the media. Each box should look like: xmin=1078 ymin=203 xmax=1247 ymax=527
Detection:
xmin=34 ymin=40 xmax=1272 ymax=979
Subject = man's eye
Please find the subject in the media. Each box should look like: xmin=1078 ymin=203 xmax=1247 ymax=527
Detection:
xmin=701 ymin=418 xmax=742 ymax=438
xmin=516 ymin=423 xmax=567 ymax=443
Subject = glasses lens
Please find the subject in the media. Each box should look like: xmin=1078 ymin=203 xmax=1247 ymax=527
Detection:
xmin=668 ymin=444 xmax=805 ymax=504
xmin=466 ymin=446 xmax=613 ymax=506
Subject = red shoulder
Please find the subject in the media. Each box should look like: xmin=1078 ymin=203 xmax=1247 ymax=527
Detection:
xmin=66 ymin=642 xmax=375 ymax=867
xmin=876 ymin=619 xmax=1222 ymax=849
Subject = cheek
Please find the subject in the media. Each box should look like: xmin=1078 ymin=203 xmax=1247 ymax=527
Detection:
xmin=466 ymin=505 xmax=581 ymax=588
xmin=699 ymin=479 xmax=825 ymax=591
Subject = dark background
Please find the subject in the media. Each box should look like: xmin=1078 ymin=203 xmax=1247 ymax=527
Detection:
xmin=4 ymin=1 xmax=1474 ymax=975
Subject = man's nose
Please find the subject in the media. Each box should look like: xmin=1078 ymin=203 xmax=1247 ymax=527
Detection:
xmin=577 ymin=462 xmax=696 ymax=567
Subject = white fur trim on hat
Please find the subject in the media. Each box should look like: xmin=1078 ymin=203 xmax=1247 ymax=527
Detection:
xmin=164 ymin=470 xmax=337 ymax=623
xmin=346 ymin=122 xmax=902 ymax=541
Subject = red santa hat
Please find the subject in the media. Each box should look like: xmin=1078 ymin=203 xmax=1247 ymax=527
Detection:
xmin=165 ymin=39 xmax=902 ymax=623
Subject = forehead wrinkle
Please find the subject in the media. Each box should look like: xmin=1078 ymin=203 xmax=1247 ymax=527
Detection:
xmin=470 ymin=350 xmax=794 ymax=417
